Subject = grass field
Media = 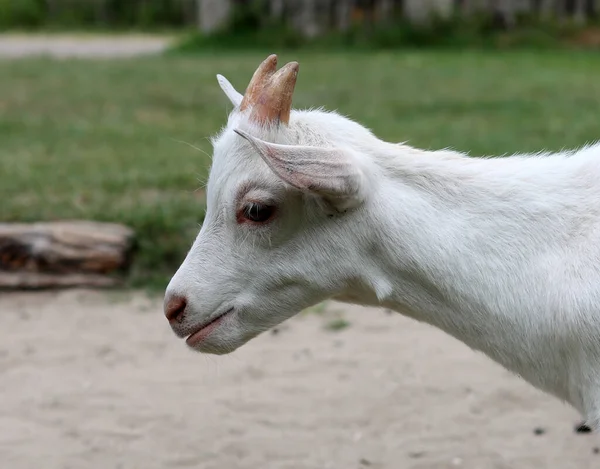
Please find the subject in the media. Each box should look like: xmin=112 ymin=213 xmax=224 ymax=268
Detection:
xmin=2 ymin=50 xmax=600 ymax=288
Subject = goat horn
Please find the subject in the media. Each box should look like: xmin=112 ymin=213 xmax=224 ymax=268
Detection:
xmin=248 ymin=61 xmax=299 ymax=126
xmin=239 ymin=54 xmax=278 ymax=112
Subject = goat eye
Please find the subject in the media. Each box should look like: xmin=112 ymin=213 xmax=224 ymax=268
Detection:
xmin=242 ymin=202 xmax=275 ymax=223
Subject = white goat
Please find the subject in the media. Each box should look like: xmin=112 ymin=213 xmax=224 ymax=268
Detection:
xmin=164 ymin=54 xmax=600 ymax=430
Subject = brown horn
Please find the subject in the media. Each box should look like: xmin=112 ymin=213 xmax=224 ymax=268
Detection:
xmin=239 ymin=54 xmax=278 ymax=112
xmin=248 ymin=61 xmax=299 ymax=126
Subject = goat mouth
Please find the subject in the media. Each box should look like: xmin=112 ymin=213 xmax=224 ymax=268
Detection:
xmin=186 ymin=308 xmax=234 ymax=347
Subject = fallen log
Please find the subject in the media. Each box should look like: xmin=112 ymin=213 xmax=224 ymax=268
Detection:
xmin=0 ymin=221 xmax=135 ymax=289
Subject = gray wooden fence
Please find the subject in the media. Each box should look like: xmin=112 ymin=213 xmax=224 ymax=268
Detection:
xmin=199 ymin=0 xmax=599 ymax=34
xmin=21 ymin=1 xmax=600 ymax=32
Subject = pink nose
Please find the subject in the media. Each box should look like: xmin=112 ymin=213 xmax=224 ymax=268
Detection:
xmin=164 ymin=294 xmax=187 ymax=323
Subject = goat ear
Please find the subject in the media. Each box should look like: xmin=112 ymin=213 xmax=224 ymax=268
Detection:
xmin=217 ymin=74 xmax=243 ymax=108
xmin=234 ymin=129 xmax=367 ymax=211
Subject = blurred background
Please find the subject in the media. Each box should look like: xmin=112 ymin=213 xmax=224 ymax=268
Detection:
xmin=1 ymin=1 xmax=600 ymax=468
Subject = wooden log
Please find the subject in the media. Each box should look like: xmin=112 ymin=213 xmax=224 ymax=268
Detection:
xmin=0 ymin=221 xmax=135 ymax=289
xmin=0 ymin=272 xmax=119 ymax=289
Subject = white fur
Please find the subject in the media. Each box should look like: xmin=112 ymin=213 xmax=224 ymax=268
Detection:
xmin=165 ymin=70 xmax=600 ymax=429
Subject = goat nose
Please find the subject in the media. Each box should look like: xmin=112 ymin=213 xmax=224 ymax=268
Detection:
xmin=164 ymin=294 xmax=187 ymax=323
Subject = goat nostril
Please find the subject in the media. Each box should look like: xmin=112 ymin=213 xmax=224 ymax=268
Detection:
xmin=165 ymin=295 xmax=187 ymax=323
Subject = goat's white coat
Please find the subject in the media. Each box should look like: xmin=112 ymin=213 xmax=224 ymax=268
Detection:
xmin=165 ymin=71 xmax=600 ymax=429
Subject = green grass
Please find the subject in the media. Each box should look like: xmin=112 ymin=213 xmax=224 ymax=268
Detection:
xmin=324 ymin=318 xmax=351 ymax=332
xmin=2 ymin=50 xmax=600 ymax=289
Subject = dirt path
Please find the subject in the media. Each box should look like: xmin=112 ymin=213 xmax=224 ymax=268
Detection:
xmin=0 ymin=290 xmax=598 ymax=469
xmin=0 ymin=34 xmax=172 ymax=58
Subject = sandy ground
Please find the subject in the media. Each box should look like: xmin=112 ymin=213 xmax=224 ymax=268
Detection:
xmin=1 ymin=290 xmax=599 ymax=469
xmin=0 ymin=34 xmax=171 ymax=58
